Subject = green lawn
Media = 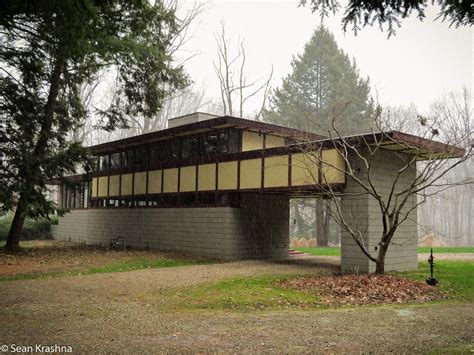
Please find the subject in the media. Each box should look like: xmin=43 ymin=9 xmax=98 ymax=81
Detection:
xmin=162 ymin=260 xmax=474 ymax=312
xmin=161 ymin=274 xmax=322 ymax=312
xmin=295 ymin=246 xmax=474 ymax=256
xmin=400 ymin=260 xmax=474 ymax=302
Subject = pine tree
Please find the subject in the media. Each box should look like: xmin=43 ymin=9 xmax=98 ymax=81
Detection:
xmin=0 ymin=1 xmax=188 ymax=250
xmin=264 ymin=26 xmax=374 ymax=247
xmin=264 ymin=26 xmax=374 ymax=136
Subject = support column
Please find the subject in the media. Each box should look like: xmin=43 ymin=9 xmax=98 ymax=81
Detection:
xmin=341 ymin=150 xmax=418 ymax=273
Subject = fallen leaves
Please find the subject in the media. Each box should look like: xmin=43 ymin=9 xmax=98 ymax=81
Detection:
xmin=281 ymin=274 xmax=447 ymax=306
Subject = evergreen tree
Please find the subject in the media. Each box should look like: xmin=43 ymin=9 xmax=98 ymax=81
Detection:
xmin=264 ymin=26 xmax=374 ymax=136
xmin=0 ymin=1 xmax=188 ymax=250
xmin=265 ymin=26 xmax=374 ymax=247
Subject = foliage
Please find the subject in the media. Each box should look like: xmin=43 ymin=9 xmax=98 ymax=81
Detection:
xmin=263 ymin=26 xmax=374 ymax=136
xmin=0 ymin=214 xmax=57 ymax=241
xmin=0 ymin=0 xmax=188 ymax=248
xmin=300 ymin=0 xmax=472 ymax=37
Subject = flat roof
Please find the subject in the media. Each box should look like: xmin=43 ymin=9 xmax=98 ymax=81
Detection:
xmin=89 ymin=115 xmax=326 ymax=155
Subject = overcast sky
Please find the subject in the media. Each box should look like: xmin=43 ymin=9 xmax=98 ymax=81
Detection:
xmin=175 ymin=0 xmax=472 ymax=116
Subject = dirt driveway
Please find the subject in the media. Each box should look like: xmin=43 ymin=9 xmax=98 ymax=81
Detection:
xmin=0 ymin=257 xmax=472 ymax=353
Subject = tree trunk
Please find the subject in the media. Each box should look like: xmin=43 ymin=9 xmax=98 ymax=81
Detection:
xmin=323 ymin=199 xmax=331 ymax=244
xmin=315 ymin=198 xmax=328 ymax=246
xmin=5 ymin=195 xmax=27 ymax=251
xmin=375 ymin=242 xmax=389 ymax=274
xmin=4 ymin=56 xmax=65 ymax=250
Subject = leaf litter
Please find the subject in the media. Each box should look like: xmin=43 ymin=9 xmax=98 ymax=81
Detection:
xmin=281 ymin=274 xmax=447 ymax=306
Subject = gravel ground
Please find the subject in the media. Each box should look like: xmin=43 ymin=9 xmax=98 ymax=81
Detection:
xmin=0 ymin=256 xmax=472 ymax=353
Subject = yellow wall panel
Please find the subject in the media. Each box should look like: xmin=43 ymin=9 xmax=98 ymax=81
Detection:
xmin=198 ymin=163 xmax=216 ymax=191
xmin=218 ymin=161 xmax=238 ymax=190
xmin=265 ymin=135 xmax=285 ymax=148
xmin=134 ymin=172 xmax=147 ymax=195
xmin=242 ymin=131 xmax=263 ymax=151
xmin=97 ymin=176 xmax=108 ymax=197
xmin=240 ymin=158 xmax=262 ymax=189
xmin=264 ymin=156 xmax=289 ymax=188
xmin=163 ymin=168 xmax=178 ymax=193
xmin=322 ymin=149 xmax=345 ymax=183
xmin=291 ymin=153 xmax=318 ymax=186
xmin=121 ymin=173 xmax=133 ymax=196
xmin=148 ymin=170 xmax=162 ymax=194
xmin=109 ymin=175 xmax=120 ymax=196
xmin=180 ymin=166 xmax=196 ymax=192
xmin=91 ymin=177 xmax=98 ymax=198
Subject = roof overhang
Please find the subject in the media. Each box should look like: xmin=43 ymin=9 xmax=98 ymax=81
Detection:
xmin=88 ymin=115 xmax=326 ymax=155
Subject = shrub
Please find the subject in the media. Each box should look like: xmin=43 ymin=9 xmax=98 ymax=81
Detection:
xmin=0 ymin=214 xmax=57 ymax=241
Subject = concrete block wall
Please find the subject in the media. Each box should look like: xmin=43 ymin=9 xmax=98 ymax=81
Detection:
xmin=341 ymin=149 xmax=418 ymax=273
xmin=52 ymin=193 xmax=290 ymax=260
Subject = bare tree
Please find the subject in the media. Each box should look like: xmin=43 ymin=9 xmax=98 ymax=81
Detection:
xmin=379 ymin=88 xmax=473 ymax=247
xmin=418 ymin=88 xmax=473 ymax=246
xmin=114 ymin=84 xmax=223 ymax=139
xmin=297 ymin=108 xmax=471 ymax=274
xmin=214 ymin=22 xmax=273 ymax=120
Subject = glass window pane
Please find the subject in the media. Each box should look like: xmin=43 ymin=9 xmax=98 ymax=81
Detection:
xmin=202 ymin=133 xmax=218 ymax=154
xmin=228 ymin=130 xmax=240 ymax=153
xmin=135 ymin=146 xmax=148 ymax=167
xmin=99 ymin=155 xmax=109 ymax=171
xmin=110 ymin=153 xmax=120 ymax=169
xmin=216 ymin=132 xmax=228 ymax=153
xmin=122 ymin=150 xmax=134 ymax=168
xmin=170 ymin=139 xmax=181 ymax=159
xmin=182 ymin=137 xmax=199 ymax=158
xmin=150 ymin=144 xmax=162 ymax=165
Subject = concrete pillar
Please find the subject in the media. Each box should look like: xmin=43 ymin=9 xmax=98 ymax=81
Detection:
xmin=341 ymin=149 xmax=418 ymax=273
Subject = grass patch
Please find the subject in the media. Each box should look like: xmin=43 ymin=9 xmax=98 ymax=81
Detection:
xmin=417 ymin=247 xmax=474 ymax=253
xmin=162 ymin=275 xmax=322 ymax=312
xmin=294 ymin=246 xmax=474 ymax=256
xmin=293 ymin=247 xmax=340 ymax=256
xmin=0 ymin=256 xmax=214 ymax=282
xmin=427 ymin=343 xmax=474 ymax=354
xmin=400 ymin=260 xmax=474 ymax=302
xmin=162 ymin=260 xmax=474 ymax=313
xmin=84 ymin=257 xmax=212 ymax=274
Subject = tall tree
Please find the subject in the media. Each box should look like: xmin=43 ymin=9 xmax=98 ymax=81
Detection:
xmin=214 ymin=22 xmax=273 ymax=120
xmin=264 ymin=26 xmax=373 ymax=135
xmin=0 ymin=0 xmax=188 ymax=250
xmin=264 ymin=25 xmax=374 ymax=246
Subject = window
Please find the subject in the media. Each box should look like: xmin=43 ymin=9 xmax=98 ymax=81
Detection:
xmin=135 ymin=146 xmax=148 ymax=167
xmin=92 ymin=156 xmax=100 ymax=171
xmin=216 ymin=132 xmax=228 ymax=153
xmin=99 ymin=155 xmax=109 ymax=171
xmin=122 ymin=150 xmax=134 ymax=168
xmin=202 ymin=133 xmax=219 ymax=154
xmin=110 ymin=153 xmax=120 ymax=169
xmin=182 ymin=136 xmax=199 ymax=158
xmin=228 ymin=130 xmax=240 ymax=153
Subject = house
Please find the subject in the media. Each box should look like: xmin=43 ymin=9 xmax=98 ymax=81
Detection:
xmin=51 ymin=112 xmax=462 ymax=273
